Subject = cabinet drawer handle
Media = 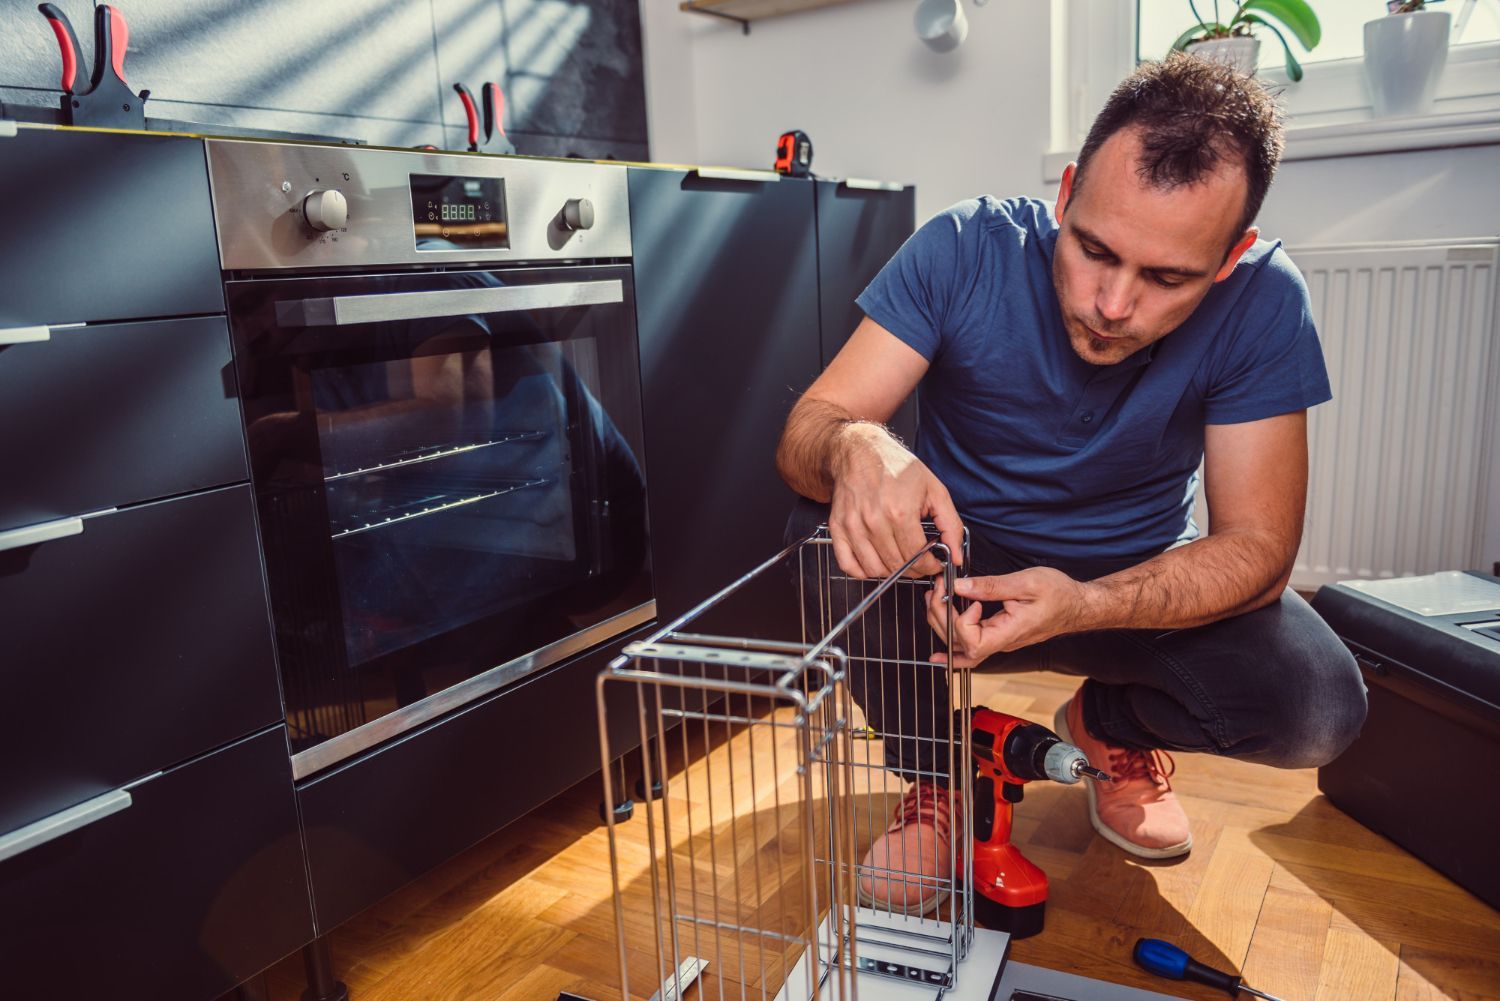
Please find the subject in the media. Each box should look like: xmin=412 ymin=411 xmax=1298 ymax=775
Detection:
xmin=691 ymin=167 xmax=781 ymax=183
xmin=0 ymin=325 xmax=51 ymax=346
xmin=0 ymin=516 xmax=83 ymax=553
xmin=841 ymin=178 xmax=904 ymax=191
xmin=0 ymin=789 xmax=133 ymax=864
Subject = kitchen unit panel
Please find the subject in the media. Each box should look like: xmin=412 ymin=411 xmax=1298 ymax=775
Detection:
xmin=0 ymin=315 xmax=248 ymax=533
xmin=296 ymin=621 xmax=654 ymax=930
xmin=815 ymin=179 xmax=918 ymax=443
xmin=0 ymin=129 xmax=224 ymax=327
xmin=628 ymin=168 xmax=821 ymax=635
xmin=0 ymin=484 xmax=281 ymax=835
xmin=0 ymin=727 xmax=313 ymax=1000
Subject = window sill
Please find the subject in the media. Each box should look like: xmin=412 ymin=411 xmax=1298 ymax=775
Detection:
xmin=1041 ymin=107 xmax=1500 ymax=183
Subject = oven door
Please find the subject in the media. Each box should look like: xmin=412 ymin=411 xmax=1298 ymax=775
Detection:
xmin=226 ymin=264 xmax=652 ymax=777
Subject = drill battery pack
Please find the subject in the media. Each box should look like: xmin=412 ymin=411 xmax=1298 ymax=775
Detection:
xmin=1312 ymin=572 xmax=1500 ymax=912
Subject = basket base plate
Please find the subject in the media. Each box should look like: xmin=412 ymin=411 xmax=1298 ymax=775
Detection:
xmin=774 ymin=906 xmax=1008 ymax=1001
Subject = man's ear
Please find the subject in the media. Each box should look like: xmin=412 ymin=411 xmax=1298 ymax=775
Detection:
xmin=1215 ymin=227 xmax=1259 ymax=283
xmin=1055 ymin=162 xmax=1078 ymax=223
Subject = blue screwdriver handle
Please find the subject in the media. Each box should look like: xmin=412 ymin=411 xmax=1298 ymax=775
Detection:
xmin=1133 ymin=938 xmax=1243 ymax=996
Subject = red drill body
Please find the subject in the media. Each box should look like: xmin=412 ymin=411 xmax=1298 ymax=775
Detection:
xmin=970 ymin=708 xmax=1109 ymax=939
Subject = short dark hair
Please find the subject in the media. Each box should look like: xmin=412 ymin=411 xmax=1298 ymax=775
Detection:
xmin=1074 ymin=53 xmax=1285 ymax=238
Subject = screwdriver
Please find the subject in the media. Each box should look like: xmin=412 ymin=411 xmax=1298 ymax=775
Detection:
xmin=1133 ymin=939 xmax=1287 ymax=1001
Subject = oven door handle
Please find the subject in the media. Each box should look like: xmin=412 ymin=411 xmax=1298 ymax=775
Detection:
xmin=277 ymin=279 xmax=625 ymax=327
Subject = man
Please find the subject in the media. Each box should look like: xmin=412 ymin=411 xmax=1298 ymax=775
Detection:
xmin=775 ymin=55 xmax=1366 ymax=914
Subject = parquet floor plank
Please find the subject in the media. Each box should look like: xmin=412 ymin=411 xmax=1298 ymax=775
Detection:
xmin=1315 ymin=924 xmax=1399 ymax=1001
xmin=1240 ymin=885 xmax=1333 ymax=1001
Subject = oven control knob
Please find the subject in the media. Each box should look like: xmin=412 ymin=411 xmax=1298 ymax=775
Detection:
xmin=561 ymin=198 xmax=595 ymax=231
xmin=303 ymin=189 xmax=348 ymax=232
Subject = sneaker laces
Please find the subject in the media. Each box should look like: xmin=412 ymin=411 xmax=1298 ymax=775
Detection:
xmin=1108 ymin=747 xmax=1177 ymax=792
xmin=888 ymin=781 xmax=953 ymax=834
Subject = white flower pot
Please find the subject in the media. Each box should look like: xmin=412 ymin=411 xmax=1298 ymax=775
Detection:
xmin=1185 ymin=36 xmax=1260 ymax=76
xmin=1363 ymin=10 xmax=1451 ymax=118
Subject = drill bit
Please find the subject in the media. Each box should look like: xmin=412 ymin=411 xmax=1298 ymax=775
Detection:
xmin=1080 ymin=765 xmax=1112 ymax=783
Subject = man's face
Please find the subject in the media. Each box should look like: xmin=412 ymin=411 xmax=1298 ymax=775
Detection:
xmin=1052 ymin=128 xmax=1254 ymax=365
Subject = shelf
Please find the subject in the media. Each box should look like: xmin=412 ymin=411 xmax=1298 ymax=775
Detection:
xmin=329 ymin=477 xmax=551 ymax=540
xmin=323 ymin=431 xmax=547 ymax=484
xmin=680 ymin=0 xmax=860 ymax=33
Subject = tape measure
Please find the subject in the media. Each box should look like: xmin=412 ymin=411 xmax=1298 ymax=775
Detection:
xmin=775 ymin=130 xmax=813 ymax=177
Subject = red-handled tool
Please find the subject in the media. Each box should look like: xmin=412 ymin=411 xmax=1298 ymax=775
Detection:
xmin=37 ymin=3 xmax=149 ymax=129
xmin=452 ymin=80 xmax=516 ymax=155
xmin=453 ymin=82 xmax=481 ymax=149
xmin=970 ymin=708 xmax=1111 ymax=938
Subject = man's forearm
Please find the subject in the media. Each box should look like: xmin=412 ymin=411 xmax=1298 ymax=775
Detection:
xmin=776 ymin=397 xmax=895 ymax=501
xmin=1074 ymin=529 xmax=1294 ymax=631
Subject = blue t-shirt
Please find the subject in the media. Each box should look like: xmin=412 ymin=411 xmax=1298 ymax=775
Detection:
xmin=855 ymin=196 xmax=1331 ymax=561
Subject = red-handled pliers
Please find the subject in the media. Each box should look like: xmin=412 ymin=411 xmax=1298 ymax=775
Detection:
xmin=38 ymin=3 xmax=149 ymax=129
xmin=452 ymin=82 xmax=516 ymax=155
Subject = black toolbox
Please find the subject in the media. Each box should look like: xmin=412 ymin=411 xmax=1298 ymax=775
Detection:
xmin=1312 ymin=571 xmax=1500 ymax=912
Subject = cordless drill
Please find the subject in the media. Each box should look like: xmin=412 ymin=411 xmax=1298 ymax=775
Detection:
xmin=970 ymin=708 xmax=1111 ymax=939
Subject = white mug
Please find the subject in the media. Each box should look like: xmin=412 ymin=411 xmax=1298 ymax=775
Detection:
xmin=915 ymin=0 xmax=968 ymax=53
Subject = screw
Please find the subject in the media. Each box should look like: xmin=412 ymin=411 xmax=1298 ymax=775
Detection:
xmin=281 ymin=181 xmax=292 ymax=193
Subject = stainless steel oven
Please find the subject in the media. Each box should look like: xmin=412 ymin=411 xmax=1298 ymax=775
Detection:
xmin=207 ymin=141 xmax=652 ymax=779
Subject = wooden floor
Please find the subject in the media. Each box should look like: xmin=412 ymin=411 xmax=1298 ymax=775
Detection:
xmin=257 ymin=669 xmax=1500 ymax=1001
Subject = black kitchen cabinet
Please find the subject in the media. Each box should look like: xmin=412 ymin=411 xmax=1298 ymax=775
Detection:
xmin=0 ymin=129 xmax=224 ymax=327
xmin=0 ymin=485 xmax=282 ymax=835
xmin=815 ymin=179 xmax=918 ymax=444
xmin=628 ymin=168 xmax=822 ymax=639
xmin=0 ymin=315 xmax=248 ymax=533
xmin=0 ymin=126 xmax=310 ymax=999
xmin=0 ymin=727 xmax=314 ymax=1001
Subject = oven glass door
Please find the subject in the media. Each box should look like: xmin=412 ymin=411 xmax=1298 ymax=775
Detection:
xmin=227 ymin=264 xmax=652 ymax=774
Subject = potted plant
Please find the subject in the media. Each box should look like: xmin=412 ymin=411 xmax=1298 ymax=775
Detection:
xmin=1169 ymin=0 xmax=1323 ymax=80
xmin=1364 ymin=1 xmax=1454 ymax=117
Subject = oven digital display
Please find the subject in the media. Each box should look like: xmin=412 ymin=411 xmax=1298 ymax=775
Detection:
xmin=410 ymin=174 xmax=508 ymax=249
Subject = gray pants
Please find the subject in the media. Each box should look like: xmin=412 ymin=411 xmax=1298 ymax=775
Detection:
xmin=786 ymin=499 xmax=1368 ymax=782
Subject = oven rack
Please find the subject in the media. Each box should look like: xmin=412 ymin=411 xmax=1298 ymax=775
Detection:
xmin=329 ymin=476 xmax=552 ymax=540
xmin=323 ymin=430 xmax=548 ymax=483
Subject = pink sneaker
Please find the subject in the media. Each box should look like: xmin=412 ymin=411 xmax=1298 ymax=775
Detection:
xmin=1054 ymin=691 xmax=1192 ymax=859
xmin=858 ymin=781 xmax=961 ymax=915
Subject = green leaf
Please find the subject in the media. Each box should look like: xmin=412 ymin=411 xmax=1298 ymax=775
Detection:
xmin=1170 ymin=21 xmax=1228 ymax=53
xmin=1238 ymin=0 xmax=1321 ymax=50
xmin=1242 ymin=13 xmax=1305 ymax=80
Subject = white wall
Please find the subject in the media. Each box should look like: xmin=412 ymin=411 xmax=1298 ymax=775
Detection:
xmin=1260 ymin=145 xmax=1500 ymax=245
xmin=640 ymin=0 xmax=1053 ymax=225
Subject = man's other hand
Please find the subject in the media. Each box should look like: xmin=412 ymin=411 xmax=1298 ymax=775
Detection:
xmin=829 ymin=422 xmax=964 ymax=579
xmin=924 ymin=568 xmax=1088 ymax=668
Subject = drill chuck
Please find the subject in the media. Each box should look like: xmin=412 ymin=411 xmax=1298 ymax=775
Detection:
xmin=1042 ymin=742 xmax=1110 ymax=784
xmin=1042 ymin=742 xmax=1089 ymax=784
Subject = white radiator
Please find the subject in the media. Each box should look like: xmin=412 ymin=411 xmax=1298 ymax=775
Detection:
xmin=1288 ymin=239 xmax=1500 ymax=589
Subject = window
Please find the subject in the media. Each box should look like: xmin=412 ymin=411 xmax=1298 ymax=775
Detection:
xmin=1046 ymin=0 xmax=1500 ymax=180
xmin=1137 ymin=0 xmax=1500 ymax=71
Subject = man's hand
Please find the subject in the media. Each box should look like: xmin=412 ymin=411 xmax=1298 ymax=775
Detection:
xmin=829 ymin=421 xmax=964 ymax=579
xmin=924 ymin=568 xmax=1090 ymax=668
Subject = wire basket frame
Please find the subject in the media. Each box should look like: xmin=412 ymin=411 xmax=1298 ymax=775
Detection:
xmin=597 ymin=524 xmax=971 ymax=1001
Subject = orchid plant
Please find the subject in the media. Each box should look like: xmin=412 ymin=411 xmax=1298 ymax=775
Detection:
xmin=1170 ymin=0 xmax=1323 ymax=80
